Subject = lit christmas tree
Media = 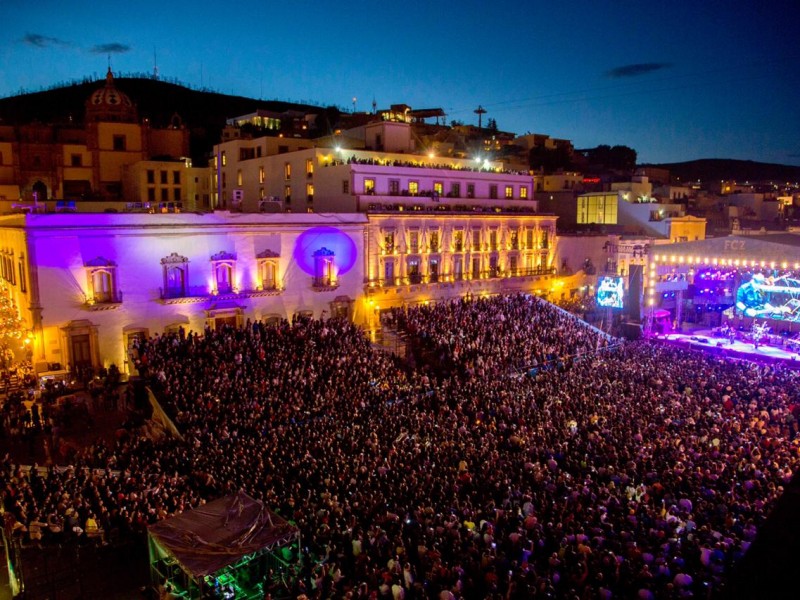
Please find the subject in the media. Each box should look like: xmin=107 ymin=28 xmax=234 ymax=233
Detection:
xmin=0 ymin=282 xmax=23 ymax=356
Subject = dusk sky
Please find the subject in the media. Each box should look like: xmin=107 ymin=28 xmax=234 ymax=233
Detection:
xmin=1 ymin=0 xmax=798 ymax=166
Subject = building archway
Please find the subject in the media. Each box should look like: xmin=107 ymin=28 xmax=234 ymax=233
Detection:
xmin=32 ymin=180 xmax=48 ymax=202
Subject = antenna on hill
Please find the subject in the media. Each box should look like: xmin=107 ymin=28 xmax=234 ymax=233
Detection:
xmin=200 ymin=62 xmax=204 ymax=89
xmin=372 ymin=96 xmax=377 ymax=114
xmin=352 ymin=97 xmax=357 ymax=113
xmin=474 ymin=105 xmax=487 ymax=129
xmin=153 ymin=47 xmax=159 ymax=80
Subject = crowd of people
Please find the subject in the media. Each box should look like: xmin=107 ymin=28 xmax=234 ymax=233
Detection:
xmin=1 ymin=294 xmax=799 ymax=599
xmin=323 ymin=156 xmax=530 ymax=177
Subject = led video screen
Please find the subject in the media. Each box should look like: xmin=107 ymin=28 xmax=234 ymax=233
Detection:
xmin=597 ymin=276 xmax=625 ymax=309
xmin=735 ymin=272 xmax=800 ymax=321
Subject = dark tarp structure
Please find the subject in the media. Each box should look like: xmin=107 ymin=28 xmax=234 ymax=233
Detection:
xmin=148 ymin=491 xmax=300 ymax=599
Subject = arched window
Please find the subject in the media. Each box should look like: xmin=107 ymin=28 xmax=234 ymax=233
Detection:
xmin=210 ymin=251 xmax=237 ymax=294
xmin=313 ymin=247 xmax=336 ymax=288
xmin=84 ymin=257 xmax=119 ymax=304
xmin=161 ymin=253 xmax=189 ymax=299
xmin=256 ymin=249 xmax=281 ymax=291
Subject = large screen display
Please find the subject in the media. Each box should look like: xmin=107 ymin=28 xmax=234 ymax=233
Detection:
xmin=735 ymin=272 xmax=800 ymax=320
xmin=597 ymin=276 xmax=625 ymax=309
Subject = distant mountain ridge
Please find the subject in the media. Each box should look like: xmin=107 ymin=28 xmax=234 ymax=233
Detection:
xmin=0 ymin=77 xmax=331 ymax=165
xmin=643 ymin=159 xmax=800 ymax=184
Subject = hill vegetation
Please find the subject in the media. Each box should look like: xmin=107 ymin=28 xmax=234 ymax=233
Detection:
xmin=0 ymin=76 xmax=332 ymax=165
xmin=643 ymin=159 xmax=800 ymax=184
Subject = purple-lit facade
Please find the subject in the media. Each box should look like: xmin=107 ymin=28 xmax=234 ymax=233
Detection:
xmin=0 ymin=212 xmax=366 ymax=373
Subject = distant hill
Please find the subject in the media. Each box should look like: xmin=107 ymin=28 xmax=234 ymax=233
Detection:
xmin=0 ymin=77 xmax=332 ymax=165
xmin=642 ymin=159 xmax=800 ymax=184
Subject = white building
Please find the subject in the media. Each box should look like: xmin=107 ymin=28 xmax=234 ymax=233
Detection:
xmin=0 ymin=211 xmax=366 ymax=373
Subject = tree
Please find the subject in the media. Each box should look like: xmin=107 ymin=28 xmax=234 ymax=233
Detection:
xmin=585 ymin=145 xmax=637 ymax=171
xmin=529 ymin=146 xmax=574 ymax=173
xmin=486 ymin=118 xmax=498 ymax=132
xmin=0 ymin=283 xmax=24 ymax=360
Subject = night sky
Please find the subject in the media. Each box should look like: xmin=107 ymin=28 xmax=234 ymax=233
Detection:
xmin=1 ymin=0 xmax=798 ymax=166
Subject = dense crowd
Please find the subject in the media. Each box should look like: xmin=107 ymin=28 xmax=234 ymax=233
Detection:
xmin=324 ymin=156 xmax=530 ymax=177
xmin=1 ymin=294 xmax=799 ymax=600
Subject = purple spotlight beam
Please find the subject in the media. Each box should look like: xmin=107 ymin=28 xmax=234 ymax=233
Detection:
xmin=293 ymin=227 xmax=358 ymax=276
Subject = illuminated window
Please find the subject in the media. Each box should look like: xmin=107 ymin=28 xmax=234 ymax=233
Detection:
xmin=259 ymin=167 xmax=265 ymax=184
xmin=18 ymin=256 xmax=26 ymax=293
xmin=429 ymin=258 xmax=439 ymax=282
xmin=505 ymin=186 xmax=513 ymax=199
xmin=306 ymin=183 xmax=314 ymax=202
xmin=526 ymin=229 xmax=534 ymax=249
xmin=520 ymin=186 xmax=528 ymax=199
xmin=453 ymin=230 xmax=464 ymax=252
xmin=237 ymin=170 xmax=242 ymax=186
xmin=471 ymin=256 xmax=481 ymax=279
xmin=161 ymin=253 xmax=189 ymax=298
xmin=84 ymin=257 xmax=119 ymax=304
xmin=312 ymin=247 xmax=337 ymax=288
xmin=429 ymin=231 xmax=439 ymax=252
xmin=257 ymin=249 xmax=280 ymax=290
xmin=509 ymin=230 xmax=519 ymax=250
xmin=454 ymin=257 xmax=463 ymax=280
xmin=409 ymin=181 xmax=419 ymax=196
xmin=384 ymin=231 xmax=395 ymax=254
xmin=221 ymin=151 xmax=226 ymax=166
xmin=409 ymin=231 xmax=419 ymax=254
xmin=433 ymin=182 xmax=443 ymax=196
xmin=211 ymin=251 xmax=237 ymax=294
xmin=408 ymin=258 xmax=421 ymax=284
xmin=284 ymin=162 xmax=292 ymax=180
xmin=384 ymin=259 xmax=395 ymax=284
xmin=306 ymin=159 xmax=314 ymax=177
xmin=364 ymin=178 xmax=375 ymax=194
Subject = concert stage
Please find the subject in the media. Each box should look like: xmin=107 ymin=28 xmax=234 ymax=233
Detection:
xmin=657 ymin=330 xmax=800 ymax=367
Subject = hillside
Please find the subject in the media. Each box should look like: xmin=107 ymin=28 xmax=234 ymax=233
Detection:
xmin=643 ymin=159 xmax=800 ymax=184
xmin=0 ymin=77 xmax=332 ymax=165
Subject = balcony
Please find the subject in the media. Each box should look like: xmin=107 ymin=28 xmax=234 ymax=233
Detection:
xmin=365 ymin=266 xmax=556 ymax=290
xmin=159 ymin=285 xmax=284 ymax=304
xmin=312 ymin=276 xmax=339 ymax=291
xmin=361 ymin=193 xmax=536 ymax=214
xmin=85 ymin=290 xmax=123 ymax=311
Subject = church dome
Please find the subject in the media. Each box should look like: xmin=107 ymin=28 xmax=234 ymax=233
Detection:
xmin=85 ymin=68 xmax=138 ymax=123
